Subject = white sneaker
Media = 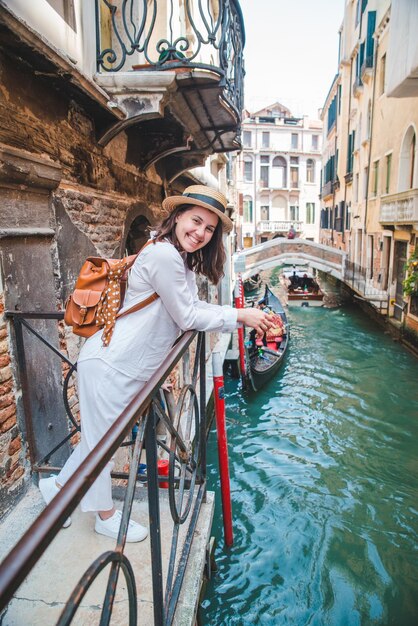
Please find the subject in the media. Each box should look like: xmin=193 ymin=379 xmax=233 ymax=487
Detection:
xmin=95 ymin=509 xmax=148 ymax=543
xmin=39 ymin=475 xmax=71 ymax=528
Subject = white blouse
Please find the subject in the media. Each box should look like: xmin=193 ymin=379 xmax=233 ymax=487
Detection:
xmin=78 ymin=240 xmax=238 ymax=381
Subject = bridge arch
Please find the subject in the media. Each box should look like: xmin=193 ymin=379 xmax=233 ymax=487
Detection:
xmin=235 ymin=238 xmax=346 ymax=281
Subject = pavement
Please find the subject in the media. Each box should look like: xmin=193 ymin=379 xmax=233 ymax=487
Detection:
xmin=0 ymin=484 xmax=214 ymax=625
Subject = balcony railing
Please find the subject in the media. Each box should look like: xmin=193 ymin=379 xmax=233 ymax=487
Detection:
xmin=321 ymin=180 xmax=334 ymax=198
xmin=361 ymin=54 xmax=374 ymax=81
xmin=95 ymin=0 xmax=245 ymax=115
xmin=0 ymin=311 xmax=209 ymax=625
xmin=380 ymin=189 xmax=418 ymax=225
xmin=258 ymin=220 xmax=303 ymax=233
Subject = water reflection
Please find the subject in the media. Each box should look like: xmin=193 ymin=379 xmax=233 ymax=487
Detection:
xmin=202 ymin=303 xmax=418 ymax=625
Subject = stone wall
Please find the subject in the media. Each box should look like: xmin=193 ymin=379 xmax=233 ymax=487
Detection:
xmin=0 ymin=291 xmax=26 ymax=515
xmin=0 ymin=46 xmax=166 ymax=513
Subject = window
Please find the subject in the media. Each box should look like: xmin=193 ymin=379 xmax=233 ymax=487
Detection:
xmin=243 ymin=131 xmax=252 ymax=147
xmin=364 ymin=166 xmax=369 ymax=199
xmin=262 ymin=132 xmax=270 ymax=148
xmin=244 ymin=157 xmax=253 ymax=182
xmin=327 ymin=95 xmax=337 ymax=132
xmin=290 ymin=167 xmax=299 ymax=188
xmin=291 ymin=133 xmax=298 ymax=150
xmin=272 ymin=156 xmax=287 ymax=188
xmin=410 ymin=132 xmax=416 ymax=189
xmin=366 ymin=100 xmax=372 ymax=139
xmin=46 ymin=0 xmax=76 ymax=28
xmin=306 ymin=159 xmax=315 ymax=183
xmin=365 ymin=11 xmax=376 ymax=67
xmin=260 ymin=156 xmax=269 ymax=187
xmin=243 ymin=197 xmax=253 ymax=222
xmin=312 ymin=135 xmax=319 ymax=150
xmin=338 ymin=85 xmax=342 ymax=115
xmin=355 ymin=173 xmax=359 ymax=202
xmin=368 ymin=234 xmax=374 ymax=279
xmin=399 ymin=126 xmax=416 ymax=191
xmin=385 ymin=153 xmax=392 ymax=194
xmin=372 ymin=160 xmax=379 ymax=196
xmin=346 ymin=132 xmax=355 ymax=174
xmin=290 ymin=156 xmax=299 ymax=165
xmin=260 ymin=205 xmax=269 ymax=221
xmin=306 ymin=203 xmax=315 ymax=224
xmin=379 ymin=54 xmax=386 ymax=96
xmin=290 ymin=205 xmax=299 ymax=221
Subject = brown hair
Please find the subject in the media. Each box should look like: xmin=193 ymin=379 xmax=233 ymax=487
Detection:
xmin=153 ymin=205 xmax=226 ymax=284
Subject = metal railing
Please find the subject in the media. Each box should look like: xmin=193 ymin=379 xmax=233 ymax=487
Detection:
xmin=95 ymin=0 xmax=245 ymax=116
xmin=344 ymin=261 xmax=389 ymax=308
xmin=0 ymin=312 xmax=208 ymax=625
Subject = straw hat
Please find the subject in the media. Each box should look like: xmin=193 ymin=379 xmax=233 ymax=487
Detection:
xmin=162 ymin=185 xmax=233 ymax=232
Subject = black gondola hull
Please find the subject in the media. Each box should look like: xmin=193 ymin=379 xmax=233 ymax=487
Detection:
xmin=245 ymin=285 xmax=289 ymax=391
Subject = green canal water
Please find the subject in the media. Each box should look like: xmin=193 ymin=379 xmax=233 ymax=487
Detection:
xmin=201 ymin=299 xmax=418 ymax=625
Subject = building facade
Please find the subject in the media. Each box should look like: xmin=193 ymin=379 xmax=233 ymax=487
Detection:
xmin=320 ymin=0 xmax=418 ymax=337
xmin=0 ymin=0 xmax=244 ymax=515
xmin=233 ymin=102 xmax=322 ymax=248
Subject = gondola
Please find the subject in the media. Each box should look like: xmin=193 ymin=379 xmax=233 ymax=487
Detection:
xmin=244 ymin=285 xmax=289 ymax=391
xmin=243 ymin=273 xmax=262 ymax=294
xmin=283 ymin=268 xmax=324 ymax=307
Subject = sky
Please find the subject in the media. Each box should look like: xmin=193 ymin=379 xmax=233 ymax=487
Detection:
xmin=239 ymin=0 xmax=345 ymax=119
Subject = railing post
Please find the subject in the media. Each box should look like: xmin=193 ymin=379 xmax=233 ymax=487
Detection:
xmin=234 ymin=277 xmax=246 ymax=378
xmin=212 ymin=352 xmax=233 ymax=547
xmin=145 ymin=403 xmax=164 ymax=626
xmin=199 ymin=332 xmax=207 ymax=494
xmin=11 ymin=317 xmax=37 ymax=468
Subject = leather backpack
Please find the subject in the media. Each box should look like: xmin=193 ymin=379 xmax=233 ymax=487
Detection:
xmin=64 ymin=241 xmax=158 ymax=345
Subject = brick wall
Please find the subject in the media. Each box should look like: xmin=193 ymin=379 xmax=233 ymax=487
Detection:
xmin=0 ymin=292 xmax=26 ymax=516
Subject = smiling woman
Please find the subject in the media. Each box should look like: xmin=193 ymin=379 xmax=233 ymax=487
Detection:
xmin=39 ymin=184 xmax=275 ymax=542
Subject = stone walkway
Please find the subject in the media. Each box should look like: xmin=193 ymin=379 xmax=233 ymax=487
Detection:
xmin=0 ymin=484 xmax=214 ymax=626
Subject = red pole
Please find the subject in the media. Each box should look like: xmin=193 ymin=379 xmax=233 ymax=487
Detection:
xmin=212 ymin=351 xmax=233 ymax=547
xmin=234 ymin=276 xmax=246 ymax=377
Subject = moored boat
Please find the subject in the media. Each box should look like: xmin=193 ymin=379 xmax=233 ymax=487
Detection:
xmin=283 ymin=268 xmax=324 ymax=307
xmin=244 ymin=285 xmax=289 ymax=391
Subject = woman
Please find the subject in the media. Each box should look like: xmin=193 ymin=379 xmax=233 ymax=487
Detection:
xmin=39 ymin=185 xmax=274 ymax=542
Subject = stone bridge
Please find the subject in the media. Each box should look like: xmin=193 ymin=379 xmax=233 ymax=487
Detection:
xmin=234 ymin=238 xmax=347 ymax=280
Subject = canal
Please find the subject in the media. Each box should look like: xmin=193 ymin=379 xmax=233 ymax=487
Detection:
xmin=201 ymin=289 xmax=418 ymax=625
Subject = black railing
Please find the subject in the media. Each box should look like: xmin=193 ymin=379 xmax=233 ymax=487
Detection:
xmin=345 ymin=260 xmax=366 ymax=293
xmin=95 ymin=0 xmax=245 ymax=116
xmin=0 ymin=312 xmax=208 ymax=625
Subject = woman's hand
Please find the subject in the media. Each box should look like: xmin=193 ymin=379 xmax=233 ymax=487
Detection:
xmin=237 ymin=307 xmax=275 ymax=336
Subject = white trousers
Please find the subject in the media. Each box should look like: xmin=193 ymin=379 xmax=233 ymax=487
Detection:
xmin=57 ymin=359 xmax=146 ymax=512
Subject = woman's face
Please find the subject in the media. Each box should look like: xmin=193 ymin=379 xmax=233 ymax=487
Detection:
xmin=175 ymin=206 xmax=219 ymax=253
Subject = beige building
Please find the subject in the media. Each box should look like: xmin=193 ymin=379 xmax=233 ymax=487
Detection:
xmin=233 ymin=102 xmax=323 ymax=248
xmin=320 ymin=0 xmax=418 ymax=339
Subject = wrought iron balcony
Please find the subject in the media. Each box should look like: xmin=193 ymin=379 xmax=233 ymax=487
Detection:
xmin=94 ymin=0 xmax=245 ymax=178
xmin=380 ymin=189 xmax=418 ymax=225
xmin=361 ymin=54 xmax=374 ymax=82
xmin=321 ymin=180 xmax=333 ymax=199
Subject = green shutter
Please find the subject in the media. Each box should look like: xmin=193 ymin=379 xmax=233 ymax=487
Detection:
xmin=366 ymin=11 xmax=376 ymax=61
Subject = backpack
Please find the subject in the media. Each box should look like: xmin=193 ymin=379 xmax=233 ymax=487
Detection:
xmin=64 ymin=241 xmax=159 ymax=346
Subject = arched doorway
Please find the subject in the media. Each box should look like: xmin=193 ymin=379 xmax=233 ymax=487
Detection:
xmin=125 ymin=215 xmax=151 ymax=255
